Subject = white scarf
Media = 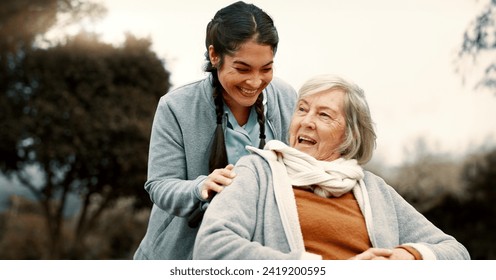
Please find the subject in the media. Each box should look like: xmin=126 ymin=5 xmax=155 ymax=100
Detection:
xmin=248 ymin=140 xmax=364 ymax=198
xmin=246 ymin=140 xmax=374 ymax=254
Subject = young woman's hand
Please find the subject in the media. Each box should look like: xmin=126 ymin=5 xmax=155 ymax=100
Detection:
xmin=201 ymin=164 xmax=236 ymax=199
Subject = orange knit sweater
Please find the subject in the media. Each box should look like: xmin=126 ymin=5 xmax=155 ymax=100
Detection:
xmin=293 ymin=187 xmax=371 ymax=260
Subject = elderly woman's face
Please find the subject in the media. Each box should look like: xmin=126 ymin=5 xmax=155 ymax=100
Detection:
xmin=289 ymin=89 xmax=346 ymax=161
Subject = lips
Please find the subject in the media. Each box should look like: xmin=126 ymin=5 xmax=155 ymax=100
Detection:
xmin=297 ymin=135 xmax=317 ymax=145
xmin=239 ymin=87 xmax=258 ymax=96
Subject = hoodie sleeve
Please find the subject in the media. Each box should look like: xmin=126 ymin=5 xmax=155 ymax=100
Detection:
xmin=193 ymin=156 xmax=305 ymax=260
xmin=365 ymin=172 xmax=470 ymax=260
xmin=144 ymin=96 xmax=207 ymax=217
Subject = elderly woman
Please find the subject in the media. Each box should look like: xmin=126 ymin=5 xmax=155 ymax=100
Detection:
xmin=192 ymin=74 xmax=470 ymax=260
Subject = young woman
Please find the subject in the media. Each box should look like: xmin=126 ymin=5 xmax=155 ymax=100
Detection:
xmin=133 ymin=1 xmax=297 ymax=259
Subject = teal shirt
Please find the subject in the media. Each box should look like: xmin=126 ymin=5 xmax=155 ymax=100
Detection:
xmin=224 ymin=94 xmax=275 ymax=164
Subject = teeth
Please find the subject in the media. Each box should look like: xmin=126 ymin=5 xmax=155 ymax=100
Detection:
xmin=298 ymin=136 xmax=316 ymax=144
xmin=240 ymin=88 xmax=257 ymax=95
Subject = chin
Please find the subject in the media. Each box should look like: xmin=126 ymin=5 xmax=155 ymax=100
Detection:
xmin=294 ymin=145 xmax=315 ymax=156
xmin=240 ymin=97 xmax=259 ymax=107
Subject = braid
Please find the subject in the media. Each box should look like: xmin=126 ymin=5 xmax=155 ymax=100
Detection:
xmin=255 ymin=94 xmax=266 ymax=148
xmin=208 ymin=85 xmax=228 ymax=173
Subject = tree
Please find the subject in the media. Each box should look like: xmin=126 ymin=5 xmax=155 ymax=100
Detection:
xmin=457 ymin=0 xmax=496 ymax=92
xmin=1 ymin=32 xmax=170 ymax=258
xmin=423 ymin=148 xmax=496 ymax=259
xmin=389 ymin=138 xmax=496 ymax=259
xmin=1 ymin=0 xmax=105 ymax=174
xmin=0 ymin=1 xmax=171 ymax=258
xmin=390 ymin=138 xmax=465 ymax=212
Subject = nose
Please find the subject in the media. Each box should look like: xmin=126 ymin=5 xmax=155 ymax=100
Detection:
xmin=300 ymin=113 xmax=316 ymax=129
xmin=246 ymin=73 xmax=262 ymax=88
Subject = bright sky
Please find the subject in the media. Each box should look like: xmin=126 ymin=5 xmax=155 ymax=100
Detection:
xmin=88 ymin=0 xmax=496 ymax=166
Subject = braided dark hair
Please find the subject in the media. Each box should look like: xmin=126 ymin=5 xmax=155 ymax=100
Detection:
xmin=254 ymin=94 xmax=266 ymax=149
xmin=208 ymin=78 xmax=228 ymax=173
xmin=205 ymin=1 xmax=278 ymax=172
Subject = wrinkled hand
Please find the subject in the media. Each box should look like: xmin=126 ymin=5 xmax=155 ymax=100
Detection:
xmin=349 ymin=248 xmax=415 ymax=260
xmin=201 ymin=164 xmax=236 ymax=199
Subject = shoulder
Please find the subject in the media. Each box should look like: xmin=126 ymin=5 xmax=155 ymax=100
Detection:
xmin=264 ymin=77 xmax=297 ymax=113
xmin=363 ymin=170 xmax=405 ymax=203
xmin=234 ymin=154 xmax=274 ymax=184
xmin=158 ymin=76 xmax=213 ymax=107
xmin=265 ymin=77 xmax=297 ymax=98
xmin=236 ymin=154 xmax=271 ymax=172
xmin=229 ymin=154 xmax=274 ymax=196
xmin=363 ymin=170 xmax=396 ymax=195
xmin=363 ymin=170 xmax=388 ymax=186
xmin=268 ymin=76 xmax=295 ymax=90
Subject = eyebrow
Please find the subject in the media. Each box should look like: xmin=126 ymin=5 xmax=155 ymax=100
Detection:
xmin=298 ymin=99 xmax=340 ymax=114
xmin=233 ymin=60 xmax=274 ymax=67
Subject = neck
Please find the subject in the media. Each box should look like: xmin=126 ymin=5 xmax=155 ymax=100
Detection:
xmin=231 ymin=107 xmax=250 ymax=126
xmin=223 ymin=95 xmax=251 ymax=126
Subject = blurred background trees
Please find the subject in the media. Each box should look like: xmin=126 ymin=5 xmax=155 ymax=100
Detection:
xmin=0 ymin=0 xmax=170 ymax=259
xmin=456 ymin=0 xmax=496 ymax=91
xmin=421 ymin=148 xmax=496 ymax=260
xmin=0 ymin=0 xmax=494 ymax=259
xmin=379 ymin=139 xmax=496 ymax=260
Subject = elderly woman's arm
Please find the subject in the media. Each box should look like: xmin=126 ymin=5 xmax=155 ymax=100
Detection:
xmin=365 ymin=172 xmax=470 ymax=260
xmin=193 ymin=156 xmax=314 ymax=260
xmin=391 ymin=187 xmax=470 ymax=260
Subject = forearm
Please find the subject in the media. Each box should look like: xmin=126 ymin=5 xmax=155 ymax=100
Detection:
xmin=145 ymin=176 xmax=206 ymax=217
xmin=193 ymin=219 xmax=302 ymax=260
xmin=391 ymin=189 xmax=470 ymax=260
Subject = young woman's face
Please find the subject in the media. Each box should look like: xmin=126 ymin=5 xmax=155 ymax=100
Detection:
xmin=211 ymin=40 xmax=274 ymax=112
xmin=289 ymin=89 xmax=347 ymax=161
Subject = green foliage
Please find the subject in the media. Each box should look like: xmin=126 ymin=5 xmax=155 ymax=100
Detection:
xmin=387 ymin=145 xmax=496 ymax=260
xmin=0 ymin=32 xmax=169 ymax=258
xmin=0 ymin=0 xmax=105 ymax=52
xmin=1 ymin=0 xmax=57 ymax=53
xmin=386 ymin=138 xmax=465 ymax=212
xmin=457 ymin=0 xmax=496 ymax=91
xmin=0 ymin=0 xmax=170 ymax=258
xmin=419 ymin=148 xmax=496 ymax=259
xmin=391 ymin=155 xmax=464 ymax=213
xmin=17 ymin=32 xmax=169 ymax=200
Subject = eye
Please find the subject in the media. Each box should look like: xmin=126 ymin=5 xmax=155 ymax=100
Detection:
xmin=262 ymin=67 xmax=272 ymax=73
xmin=235 ymin=68 xmax=249 ymax=73
xmin=297 ymin=106 xmax=307 ymax=112
xmin=320 ymin=112 xmax=332 ymax=119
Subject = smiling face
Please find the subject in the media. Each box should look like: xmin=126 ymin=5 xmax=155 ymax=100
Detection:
xmin=289 ymin=88 xmax=347 ymax=161
xmin=209 ymin=40 xmax=274 ymax=122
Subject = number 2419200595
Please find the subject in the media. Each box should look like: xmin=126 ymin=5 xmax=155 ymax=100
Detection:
xmin=262 ymin=266 xmax=326 ymax=276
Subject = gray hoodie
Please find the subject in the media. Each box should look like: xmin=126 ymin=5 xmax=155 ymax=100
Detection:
xmin=134 ymin=75 xmax=297 ymax=259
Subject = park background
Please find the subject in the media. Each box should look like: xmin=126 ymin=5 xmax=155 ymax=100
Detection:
xmin=0 ymin=0 xmax=495 ymax=259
